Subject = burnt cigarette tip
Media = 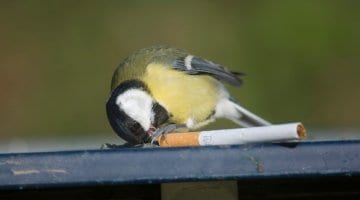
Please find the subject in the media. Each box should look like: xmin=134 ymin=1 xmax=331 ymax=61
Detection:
xmin=297 ymin=123 xmax=307 ymax=139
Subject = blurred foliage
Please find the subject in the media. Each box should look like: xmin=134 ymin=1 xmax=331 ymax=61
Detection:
xmin=0 ymin=0 xmax=359 ymax=139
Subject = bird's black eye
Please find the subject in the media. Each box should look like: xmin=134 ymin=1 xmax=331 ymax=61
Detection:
xmin=128 ymin=121 xmax=143 ymax=135
xmin=132 ymin=121 xmax=141 ymax=129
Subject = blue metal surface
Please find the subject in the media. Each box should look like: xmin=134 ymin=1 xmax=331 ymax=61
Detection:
xmin=0 ymin=140 xmax=359 ymax=189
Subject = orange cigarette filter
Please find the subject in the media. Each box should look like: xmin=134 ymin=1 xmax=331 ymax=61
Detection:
xmin=158 ymin=132 xmax=200 ymax=147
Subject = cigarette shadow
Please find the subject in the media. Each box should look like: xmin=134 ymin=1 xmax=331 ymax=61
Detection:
xmin=273 ymin=142 xmax=299 ymax=148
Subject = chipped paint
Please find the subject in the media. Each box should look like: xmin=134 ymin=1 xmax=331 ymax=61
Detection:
xmin=11 ymin=169 xmax=40 ymax=175
xmin=0 ymin=160 xmax=21 ymax=165
xmin=45 ymin=169 xmax=68 ymax=174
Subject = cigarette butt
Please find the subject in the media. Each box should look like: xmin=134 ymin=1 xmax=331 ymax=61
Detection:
xmin=158 ymin=122 xmax=306 ymax=147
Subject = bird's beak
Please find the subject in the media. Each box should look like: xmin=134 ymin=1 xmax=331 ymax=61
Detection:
xmin=147 ymin=126 xmax=156 ymax=137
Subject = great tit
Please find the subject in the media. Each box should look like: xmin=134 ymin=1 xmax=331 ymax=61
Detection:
xmin=106 ymin=46 xmax=271 ymax=145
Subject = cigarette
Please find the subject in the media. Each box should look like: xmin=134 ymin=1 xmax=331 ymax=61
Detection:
xmin=158 ymin=122 xmax=306 ymax=147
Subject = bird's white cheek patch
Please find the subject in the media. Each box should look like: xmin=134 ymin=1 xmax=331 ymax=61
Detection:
xmin=116 ymin=89 xmax=153 ymax=131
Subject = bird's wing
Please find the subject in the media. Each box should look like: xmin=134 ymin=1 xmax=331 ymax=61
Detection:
xmin=172 ymin=55 xmax=244 ymax=86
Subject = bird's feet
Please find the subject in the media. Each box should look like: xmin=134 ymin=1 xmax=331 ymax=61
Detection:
xmin=150 ymin=124 xmax=179 ymax=145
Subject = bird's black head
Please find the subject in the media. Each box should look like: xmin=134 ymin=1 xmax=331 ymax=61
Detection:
xmin=106 ymin=79 xmax=169 ymax=145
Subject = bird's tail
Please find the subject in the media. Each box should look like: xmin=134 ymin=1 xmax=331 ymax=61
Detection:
xmin=217 ymin=99 xmax=271 ymax=127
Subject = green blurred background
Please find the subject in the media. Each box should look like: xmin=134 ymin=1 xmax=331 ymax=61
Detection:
xmin=0 ymin=1 xmax=359 ymax=150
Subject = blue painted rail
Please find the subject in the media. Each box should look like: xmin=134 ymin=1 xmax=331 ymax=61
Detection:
xmin=0 ymin=140 xmax=359 ymax=190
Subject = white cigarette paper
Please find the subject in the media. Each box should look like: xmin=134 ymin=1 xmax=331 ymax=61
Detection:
xmin=158 ymin=122 xmax=306 ymax=147
xmin=198 ymin=122 xmax=305 ymax=146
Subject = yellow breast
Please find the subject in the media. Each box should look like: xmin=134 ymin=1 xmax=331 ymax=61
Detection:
xmin=142 ymin=63 xmax=219 ymax=125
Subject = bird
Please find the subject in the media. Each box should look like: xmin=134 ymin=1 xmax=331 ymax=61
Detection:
xmin=106 ymin=46 xmax=271 ymax=146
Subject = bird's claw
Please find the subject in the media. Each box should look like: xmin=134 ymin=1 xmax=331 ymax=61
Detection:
xmin=150 ymin=124 xmax=178 ymax=145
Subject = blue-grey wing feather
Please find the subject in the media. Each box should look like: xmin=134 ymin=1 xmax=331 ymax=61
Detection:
xmin=173 ymin=56 xmax=244 ymax=86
